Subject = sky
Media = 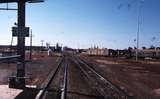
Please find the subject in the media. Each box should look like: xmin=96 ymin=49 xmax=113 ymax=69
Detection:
xmin=0 ymin=0 xmax=160 ymax=49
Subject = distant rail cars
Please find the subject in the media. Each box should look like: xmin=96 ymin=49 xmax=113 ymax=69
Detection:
xmin=132 ymin=49 xmax=160 ymax=59
xmin=85 ymin=48 xmax=160 ymax=59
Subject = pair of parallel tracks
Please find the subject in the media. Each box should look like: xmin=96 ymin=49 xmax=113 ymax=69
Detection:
xmin=36 ymin=53 xmax=134 ymax=99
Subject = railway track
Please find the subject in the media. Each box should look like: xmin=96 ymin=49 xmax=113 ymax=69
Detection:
xmin=36 ymin=54 xmax=68 ymax=99
xmin=35 ymin=53 xmax=134 ymax=99
xmin=71 ymin=55 xmax=134 ymax=99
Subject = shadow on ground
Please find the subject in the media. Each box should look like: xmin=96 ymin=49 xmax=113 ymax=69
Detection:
xmin=15 ymin=87 xmax=39 ymax=99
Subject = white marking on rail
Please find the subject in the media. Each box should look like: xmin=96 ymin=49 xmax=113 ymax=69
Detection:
xmin=35 ymin=90 xmax=43 ymax=99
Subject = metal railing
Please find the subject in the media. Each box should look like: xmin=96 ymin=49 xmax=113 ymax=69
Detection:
xmin=0 ymin=55 xmax=20 ymax=61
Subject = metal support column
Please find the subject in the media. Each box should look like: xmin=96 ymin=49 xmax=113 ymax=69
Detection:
xmin=0 ymin=0 xmax=44 ymax=89
xmin=15 ymin=0 xmax=26 ymax=88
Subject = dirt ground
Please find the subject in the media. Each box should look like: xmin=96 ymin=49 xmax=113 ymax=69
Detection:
xmin=0 ymin=51 xmax=60 ymax=85
xmin=80 ymin=55 xmax=160 ymax=99
xmin=1 ymin=52 xmax=160 ymax=99
xmin=67 ymin=59 xmax=102 ymax=99
xmin=25 ymin=51 xmax=61 ymax=87
xmin=0 ymin=51 xmax=61 ymax=99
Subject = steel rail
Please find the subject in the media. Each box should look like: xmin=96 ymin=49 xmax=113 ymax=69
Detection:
xmin=61 ymin=57 xmax=68 ymax=99
xmin=75 ymin=56 xmax=133 ymax=99
xmin=35 ymin=57 xmax=64 ymax=99
xmin=72 ymin=57 xmax=105 ymax=97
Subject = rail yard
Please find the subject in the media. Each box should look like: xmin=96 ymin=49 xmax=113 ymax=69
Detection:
xmin=1 ymin=0 xmax=160 ymax=99
xmin=0 ymin=51 xmax=160 ymax=99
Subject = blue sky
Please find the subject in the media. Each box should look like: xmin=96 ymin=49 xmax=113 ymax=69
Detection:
xmin=0 ymin=0 xmax=160 ymax=49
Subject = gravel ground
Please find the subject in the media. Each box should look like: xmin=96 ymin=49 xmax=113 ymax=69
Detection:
xmin=45 ymin=56 xmax=102 ymax=99
xmin=25 ymin=54 xmax=61 ymax=87
xmin=80 ymin=55 xmax=160 ymax=99
xmin=67 ymin=59 xmax=102 ymax=99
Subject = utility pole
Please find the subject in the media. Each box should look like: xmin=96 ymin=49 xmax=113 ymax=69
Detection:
xmin=117 ymin=0 xmax=144 ymax=61
xmin=0 ymin=0 xmax=44 ymax=89
xmin=30 ymin=29 xmax=32 ymax=60
xmin=136 ymin=0 xmax=144 ymax=61
xmin=41 ymin=40 xmax=44 ymax=51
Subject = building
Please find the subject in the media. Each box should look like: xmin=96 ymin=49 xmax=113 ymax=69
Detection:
xmin=86 ymin=48 xmax=109 ymax=56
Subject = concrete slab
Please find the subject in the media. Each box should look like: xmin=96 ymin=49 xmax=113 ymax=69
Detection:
xmin=0 ymin=85 xmax=22 ymax=99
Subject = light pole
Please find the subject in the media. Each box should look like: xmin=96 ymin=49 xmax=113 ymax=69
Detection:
xmin=136 ymin=0 xmax=144 ymax=61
